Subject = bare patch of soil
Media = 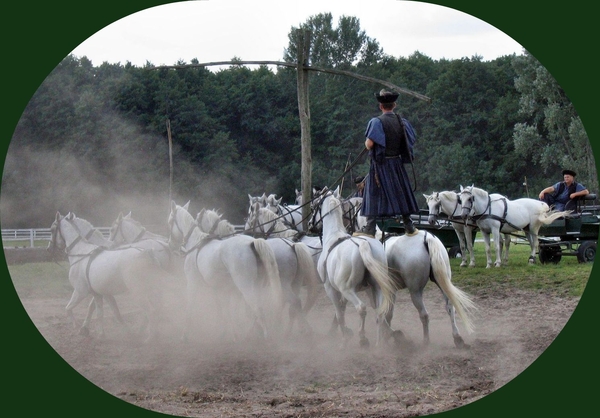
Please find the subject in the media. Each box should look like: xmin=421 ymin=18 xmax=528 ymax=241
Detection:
xmin=16 ymin=276 xmax=580 ymax=417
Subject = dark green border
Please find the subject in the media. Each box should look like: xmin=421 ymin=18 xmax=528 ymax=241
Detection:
xmin=1 ymin=1 xmax=596 ymax=417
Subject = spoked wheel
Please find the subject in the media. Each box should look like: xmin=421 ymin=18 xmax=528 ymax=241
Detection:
xmin=577 ymin=241 xmax=596 ymax=263
xmin=539 ymin=244 xmax=562 ymax=264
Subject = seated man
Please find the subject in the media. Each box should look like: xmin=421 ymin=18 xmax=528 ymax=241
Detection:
xmin=538 ymin=169 xmax=589 ymax=211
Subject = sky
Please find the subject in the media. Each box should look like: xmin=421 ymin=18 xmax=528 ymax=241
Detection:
xmin=70 ymin=0 xmax=524 ymax=69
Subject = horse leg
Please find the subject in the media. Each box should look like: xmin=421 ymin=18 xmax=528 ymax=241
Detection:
xmin=409 ymin=290 xmax=430 ymax=345
xmin=464 ymin=227 xmax=476 ymax=267
xmin=492 ymin=228 xmax=502 ymax=267
xmin=527 ymin=232 xmax=537 ymax=264
xmin=65 ymin=289 xmax=87 ymax=330
xmin=80 ymin=296 xmax=97 ymax=337
xmin=324 ymin=283 xmax=351 ymax=343
xmin=502 ymin=233 xmax=511 ymax=265
xmin=441 ymin=293 xmax=469 ymax=349
xmin=341 ymin=290 xmax=369 ymax=348
xmin=481 ymin=231 xmax=493 ymax=268
xmin=456 ymin=231 xmax=468 ymax=267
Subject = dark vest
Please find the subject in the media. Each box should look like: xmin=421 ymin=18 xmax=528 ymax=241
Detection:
xmin=556 ymin=181 xmax=578 ymax=197
xmin=377 ymin=113 xmax=409 ymax=159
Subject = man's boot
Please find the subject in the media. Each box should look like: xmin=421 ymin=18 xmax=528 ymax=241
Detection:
xmin=402 ymin=215 xmax=418 ymax=236
xmin=353 ymin=216 xmax=376 ymax=237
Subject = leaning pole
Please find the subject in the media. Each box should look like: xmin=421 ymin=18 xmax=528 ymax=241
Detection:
xmin=152 ymin=35 xmax=431 ymax=229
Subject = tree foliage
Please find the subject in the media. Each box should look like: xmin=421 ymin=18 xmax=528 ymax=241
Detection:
xmin=2 ymin=15 xmax=594 ymax=229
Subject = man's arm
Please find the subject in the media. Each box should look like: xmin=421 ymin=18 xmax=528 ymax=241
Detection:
xmin=539 ymin=186 xmax=554 ymax=200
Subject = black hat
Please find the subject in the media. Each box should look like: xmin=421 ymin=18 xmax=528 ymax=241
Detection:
xmin=562 ymin=169 xmax=577 ymax=177
xmin=375 ymin=89 xmax=399 ymax=103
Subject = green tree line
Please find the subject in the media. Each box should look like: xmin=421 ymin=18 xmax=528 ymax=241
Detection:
xmin=2 ymin=13 xmax=595 ymax=229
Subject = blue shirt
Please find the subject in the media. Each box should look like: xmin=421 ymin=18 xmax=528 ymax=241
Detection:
xmin=553 ymin=181 xmax=586 ymax=204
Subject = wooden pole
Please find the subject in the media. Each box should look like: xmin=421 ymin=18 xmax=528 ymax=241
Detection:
xmin=166 ymin=119 xmax=173 ymax=205
xmin=296 ymin=29 xmax=312 ymax=231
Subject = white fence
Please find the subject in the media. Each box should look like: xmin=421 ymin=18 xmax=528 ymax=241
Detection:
xmin=2 ymin=227 xmax=112 ymax=248
xmin=2 ymin=225 xmax=246 ymax=248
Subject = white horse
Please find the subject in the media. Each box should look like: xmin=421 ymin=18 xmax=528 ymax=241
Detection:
xmin=167 ymin=201 xmax=284 ymax=342
xmin=109 ymin=212 xmax=180 ymax=275
xmin=48 ymin=212 xmax=166 ymax=340
xmin=309 ymin=186 xmax=368 ymax=235
xmin=424 ymin=191 xmax=479 ymax=267
xmin=458 ymin=185 xmax=571 ymax=267
xmin=64 ymin=215 xmax=127 ymax=334
xmin=264 ymin=194 xmax=304 ymax=232
xmin=314 ymin=191 xmax=396 ymax=348
xmin=201 ymin=208 xmax=321 ymax=336
xmin=384 ymin=231 xmax=476 ymax=348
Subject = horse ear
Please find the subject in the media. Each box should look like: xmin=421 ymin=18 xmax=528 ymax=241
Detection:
xmin=116 ymin=212 xmax=123 ymax=221
xmin=125 ymin=211 xmax=132 ymax=218
xmin=183 ymin=201 xmax=190 ymax=211
xmin=55 ymin=211 xmax=62 ymax=221
xmin=171 ymin=200 xmax=177 ymax=213
xmin=66 ymin=212 xmax=75 ymax=220
xmin=196 ymin=208 xmax=206 ymax=223
xmin=423 ymin=194 xmax=429 ymax=199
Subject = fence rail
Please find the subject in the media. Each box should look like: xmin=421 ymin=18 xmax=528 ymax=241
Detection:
xmin=2 ymin=225 xmax=246 ymax=248
xmin=2 ymin=227 xmax=111 ymax=248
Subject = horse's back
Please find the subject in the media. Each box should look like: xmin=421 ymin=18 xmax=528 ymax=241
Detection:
xmin=385 ymin=233 xmax=431 ymax=289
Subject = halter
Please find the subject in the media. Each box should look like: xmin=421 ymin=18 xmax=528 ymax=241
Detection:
xmin=460 ymin=188 xmax=522 ymax=230
xmin=168 ymin=208 xmax=198 ymax=250
xmin=112 ymin=218 xmax=147 ymax=244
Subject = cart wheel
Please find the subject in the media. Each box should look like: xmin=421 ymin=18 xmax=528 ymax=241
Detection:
xmin=448 ymin=246 xmax=462 ymax=259
xmin=577 ymin=241 xmax=596 ymax=263
xmin=539 ymin=245 xmax=562 ymax=264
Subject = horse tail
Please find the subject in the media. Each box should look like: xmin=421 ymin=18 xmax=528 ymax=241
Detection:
xmin=425 ymin=232 xmax=477 ymax=334
xmin=539 ymin=208 xmax=572 ymax=225
xmin=358 ymin=240 xmax=396 ymax=317
xmin=251 ymin=238 xmax=284 ymax=314
xmin=292 ymin=242 xmax=321 ymax=314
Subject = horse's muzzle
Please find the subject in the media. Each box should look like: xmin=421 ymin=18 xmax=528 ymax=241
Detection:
xmin=428 ymin=215 xmax=437 ymax=225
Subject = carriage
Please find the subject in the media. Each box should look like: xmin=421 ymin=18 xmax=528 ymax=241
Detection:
xmin=378 ymin=193 xmax=598 ymax=265
xmin=536 ymin=193 xmax=599 ymax=264
xmin=377 ymin=209 xmax=476 ymax=259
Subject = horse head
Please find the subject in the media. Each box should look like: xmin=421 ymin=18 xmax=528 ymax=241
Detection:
xmin=424 ymin=192 xmax=441 ymax=225
xmin=48 ymin=211 xmax=66 ymax=255
xmin=167 ymin=200 xmax=194 ymax=251
xmin=295 ymin=189 xmax=302 ymax=205
xmin=458 ymin=185 xmax=476 ymax=220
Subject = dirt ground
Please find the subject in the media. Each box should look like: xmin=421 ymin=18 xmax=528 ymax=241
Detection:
xmin=13 ymin=265 xmax=584 ymax=418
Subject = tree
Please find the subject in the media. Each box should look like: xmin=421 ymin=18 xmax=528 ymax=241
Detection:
xmin=283 ymin=13 xmax=383 ymax=68
xmin=512 ymin=51 xmax=597 ymax=193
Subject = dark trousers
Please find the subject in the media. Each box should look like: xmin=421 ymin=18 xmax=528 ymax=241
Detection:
xmin=541 ymin=194 xmax=578 ymax=212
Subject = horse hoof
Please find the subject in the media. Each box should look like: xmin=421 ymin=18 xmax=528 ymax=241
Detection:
xmin=453 ymin=336 xmax=470 ymax=349
xmin=359 ymin=337 xmax=370 ymax=348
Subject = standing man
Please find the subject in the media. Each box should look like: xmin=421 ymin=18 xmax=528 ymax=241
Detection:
xmin=355 ymin=90 xmax=419 ymax=237
xmin=538 ymin=169 xmax=589 ymax=211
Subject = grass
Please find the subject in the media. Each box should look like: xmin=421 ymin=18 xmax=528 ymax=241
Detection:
xmin=7 ymin=261 xmax=72 ymax=299
xmin=6 ymin=241 xmax=594 ymax=301
xmin=449 ymin=242 xmax=592 ymax=297
xmin=3 ymin=239 xmax=50 ymax=248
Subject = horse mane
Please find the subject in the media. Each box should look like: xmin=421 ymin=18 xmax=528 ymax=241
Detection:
xmin=257 ymin=207 xmax=297 ymax=237
xmin=175 ymin=204 xmax=196 ymax=236
xmin=198 ymin=209 xmax=236 ymax=237
xmin=73 ymin=215 xmax=106 ymax=242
